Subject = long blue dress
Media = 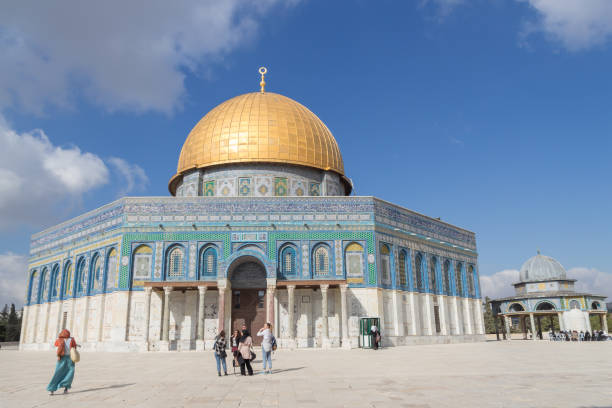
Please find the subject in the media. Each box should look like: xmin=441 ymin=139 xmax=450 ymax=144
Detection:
xmin=47 ymin=339 xmax=75 ymax=392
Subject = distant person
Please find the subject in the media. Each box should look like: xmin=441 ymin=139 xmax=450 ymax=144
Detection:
xmin=230 ymin=330 xmax=240 ymax=368
xmin=257 ymin=322 xmax=273 ymax=374
xmin=213 ymin=330 xmax=228 ymax=377
xmin=585 ymin=331 xmax=590 ymax=341
xmin=371 ymin=325 xmax=381 ymax=350
xmin=47 ymin=329 xmax=78 ymax=395
xmin=238 ymin=329 xmax=254 ymax=376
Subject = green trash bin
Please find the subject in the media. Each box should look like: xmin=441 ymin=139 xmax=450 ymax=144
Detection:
xmin=359 ymin=317 xmax=380 ymax=348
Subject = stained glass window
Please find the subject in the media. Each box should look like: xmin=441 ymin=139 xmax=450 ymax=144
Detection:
xmin=106 ymin=249 xmax=117 ymax=289
xmin=398 ymin=250 xmax=407 ymax=286
xmin=468 ymin=265 xmax=476 ymax=297
xmin=314 ymin=245 xmax=329 ymax=276
xmin=39 ymin=268 xmax=48 ymax=302
xmin=92 ymin=255 xmax=102 ymax=291
xmin=51 ymin=264 xmax=60 ymax=298
xmin=133 ymin=245 xmax=153 ymax=280
xmin=63 ymin=262 xmax=73 ymax=297
xmin=380 ymin=244 xmax=391 ymax=284
xmin=455 ymin=262 xmax=463 ymax=297
xmin=167 ymin=246 xmax=184 ymax=278
xmin=201 ymin=247 xmax=217 ymax=277
xmin=280 ymin=245 xmax=296 ymax=276
xmin=429 ymin=256 xmax=437 ymax=293
xmin=29 ymin=270 xmax=38 ymax=304
xmin=443 ymin=260 xmax=451 ymax=295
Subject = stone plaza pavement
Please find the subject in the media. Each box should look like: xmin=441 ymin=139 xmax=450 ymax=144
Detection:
xmin=1 ymin=341 xmax=611 ymax=408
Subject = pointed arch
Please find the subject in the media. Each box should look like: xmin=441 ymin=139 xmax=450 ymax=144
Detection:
xmin=415 ymin=252 xmax=424 ymax=291
xmin=313 ymin=243 xmax=331 ymax=277
xmin=133 ymin=244 xmax=153 ymax=282
xmin=398 ymin=249 xmax=408 ymax=287
xmin=455 ymin=262 xmax=464 ymax=297
xmin=443 ymin=260 xmax=451 ymax=296
xmin=279 ymin=243 xmax=297 ymax=278
xmin=75 ymin=257 xmax=87 ymax=296
xmin=379 ymin=243 xmax=391 ymax=284
xmin=429 ymin=255 xmax=438 ymax=293
xmin=62 ymin=261 xmax=73 ymax=298
xmin=165 ymin=244 xmax=185 ymax=280
xmin=91 ymin=253 xmax=103 ymax=292
xmin=39 ymin=267 xmax=49 ymax=303
xmin=105 ymin=248 xmax=118 ymax=290
xmin=345 ymin=242 xmax=364 ymax=280
xmin=50 ymin=264 xmax=60 ymax=299
xmin=27 ymin=270 xmax=38 ymax=305
xmin=200 ymin=245 xmax=218 ymax=278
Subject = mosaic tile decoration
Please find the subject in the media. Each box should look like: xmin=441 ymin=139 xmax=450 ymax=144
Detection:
xmin=204 ymin=181 xmax=215 ymax=196
xmin=309 ymin=182 xmax=320 ymax=196
xmin=274 ymin=177 xmax=288 ymax=196
xmin=238 ymin=177 xmax=251 ymax=196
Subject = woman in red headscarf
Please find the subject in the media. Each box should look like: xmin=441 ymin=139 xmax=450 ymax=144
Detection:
xmin=46 ymin=329 xmax=78 ymax=395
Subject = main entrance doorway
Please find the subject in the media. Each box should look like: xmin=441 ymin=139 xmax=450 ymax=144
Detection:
xmin=229 ymin=258 xmax=267 ymax=346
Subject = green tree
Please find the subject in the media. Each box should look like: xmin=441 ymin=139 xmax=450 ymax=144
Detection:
xmin=0 ymin=304 xmax=8 ymax=341
xmin=483 ymin=297 xmax=497 ymax=334
xmin=7 ymin=304 xmax=21 ymax=341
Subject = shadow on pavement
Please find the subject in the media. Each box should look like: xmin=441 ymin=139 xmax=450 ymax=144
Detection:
xmin=270 ymin=366 xmax=305 ymax=374
xmin=68 ymin=383 xmax=135 ymax=394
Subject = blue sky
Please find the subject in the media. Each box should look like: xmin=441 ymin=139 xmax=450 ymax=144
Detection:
xmin=1 ymin=0 xmax=612 ymax=306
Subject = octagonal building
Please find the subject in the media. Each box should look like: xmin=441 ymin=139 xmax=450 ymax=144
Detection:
xmin=20 ymin=72 xmax=484 ymax=351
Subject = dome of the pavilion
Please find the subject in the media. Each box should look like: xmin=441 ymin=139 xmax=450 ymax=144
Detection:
xmin=169 ymin=90 xmax=345 ymax=195
xmin=519 ymin=252 xmax=567 ymax=283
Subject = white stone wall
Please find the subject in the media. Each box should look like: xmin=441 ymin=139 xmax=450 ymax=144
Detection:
xmin=20 ymin=286 xmax=485 ymax=351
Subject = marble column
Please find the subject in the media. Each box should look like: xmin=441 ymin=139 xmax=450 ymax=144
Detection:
xmin=81 ymin=296 xmax=90 ymax=344
xmin=267 ymin=284 xmax=276 ymax=325
xmin=438 ymin=296 xmax=448 ymax=336
xmin=19 ymin=307 xmax=29 ymax=345
xmin=452 ymin=297 xmax=461 ymax=335
xmin=320 ymin=284 xmax=330 ymax=348
xmin=463 ymin=298 xmax=473 ymax=335
xmin=521 ymin=317 xmax=527 ymax=339
xmin=340 ymin=284 xmax=350 ymax=348
xmin=603 ymin=313 xmax=609 ymax=333
xmin=97 ymin=293 xmax=106 ymax=343
xmin=585 ymin=312 xmax=592 ymax=333
xmin=196 ymin=287 xmax=207 ymax=351
xmin=408 ymin=293 xmax=418 ymax=336
xmin=160 ymin=286 xmax=172 ymax=350
xmin=142 ymin=287 xmax=153 ymax=351
xmin=217 ymin=287 xmax=226 ymax=333
xmin=504 ymin=315 xmax=511 ymax=340
xmin=529 ymin=313 xmax=537 ymax=341
xmin=287 ymin=285 xmax=296 ymax=348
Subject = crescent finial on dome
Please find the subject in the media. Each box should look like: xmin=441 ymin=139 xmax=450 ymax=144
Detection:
xmin=259 ymin=67 xmax=267 ymax=93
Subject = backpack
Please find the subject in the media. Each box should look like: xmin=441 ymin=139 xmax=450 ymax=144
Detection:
xmin=271 ymin=335 xmax=277 ymax=351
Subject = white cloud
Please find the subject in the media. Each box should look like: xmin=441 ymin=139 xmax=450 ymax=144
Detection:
xmin=420 ymin=0 xmax=465 ymax=18
xmin=520 ymin=0 xmax=612 ymax=51
xmin=0 ymin=252 xmax=28 ymax=308
xmin=0 ymin=0 xmax=298 ymax=115
xmin=480 ymin=269 xmax=519 ymax=299
xmin=0 ymin=116 xmax=146 ymax=229
xmin=567 ymin=267 xmax=612 ymax=299
xmin=480 ymin=266 xmax=612 ymax=301
xmin=108 ymin=157 xmax=149 ymax=198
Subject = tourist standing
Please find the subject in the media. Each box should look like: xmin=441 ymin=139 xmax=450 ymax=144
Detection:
xmin=238 ymin=329 xmax=254 ymax=376
xmin=214 ymin=330 xmax=228 ymax=376
xmin=230 ymin=330 xmax=240 ymax=368
xmin=257 ymin=323 xmax=273 ymax=374
xmin=371 ymin=325 xmax=381 ymax=350
xmin=46 ymin=329 xmax=78 ymax=395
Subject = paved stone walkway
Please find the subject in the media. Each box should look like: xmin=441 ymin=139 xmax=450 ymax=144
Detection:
xmin=1 ymin=341 xmax=611 ymax=407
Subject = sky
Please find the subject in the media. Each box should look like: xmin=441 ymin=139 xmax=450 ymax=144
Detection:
xmin=1 ymin=0 xmax=612 ymax=307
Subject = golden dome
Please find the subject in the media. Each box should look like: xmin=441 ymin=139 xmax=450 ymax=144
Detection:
xmin=170 ymin=91 xmax=344 ymax=193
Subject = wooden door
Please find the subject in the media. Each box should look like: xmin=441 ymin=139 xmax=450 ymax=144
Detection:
xmin=231 ymin=289 xmax=267 ymax=345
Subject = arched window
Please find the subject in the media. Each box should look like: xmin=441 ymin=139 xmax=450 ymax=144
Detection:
xmin=279 ymin=245 xmax=297 ymax=277
xmin=62 ymin=262 xmax=73 ymax=298
xmin=166 ymin=246 xmax=185 ymax=278
xmin=313 ymin=245 xmax=330 ymax=277
xmin=415 ymin=253 xmax=424 ymax=291
xmin=133 ymin=245 xmax=153 ymax=281
xmin=91 ymin=254 xmax=102 ymax=292
xmin=442 ymin=260 xmax=451 ymax=295
xmin=455 ymin=262 xmax=463 ymax=297
xmin=345 ymin=243 xmax=364 ymax=278
xmin=467 ymin=265 xmax=476 ymax=297
xmin=398 ymin=250 xmax=407 ymax=286
xmin=379 ymin=244 xmax=391 ymax=284
xmin=201 ymin=246 xmax=218 ymax=277
xmin=536 ymin=301 xmax=555 ymax=311
xmin=429 ymin=256 xmax=438 ymax=293
xmin=509 ymin=303 xmax=525 ymax=312
xmin=75 ymin=258 xmax=86 ymax=296
xmin=50 ymin=264 xmax=60 ymax=299
xmin=105 ymin=248 xmax=118 ymax=289
xmin=39 ymin=268 xmax=49 ymax=303
xmin=28 ymin=270 xmax=38 ymax=304
xmin=569 ymin=300 xmax=581 ymax=310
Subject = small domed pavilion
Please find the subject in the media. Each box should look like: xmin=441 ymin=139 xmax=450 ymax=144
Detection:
xmin=491 ymin=252 xmax=608 ymax=340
